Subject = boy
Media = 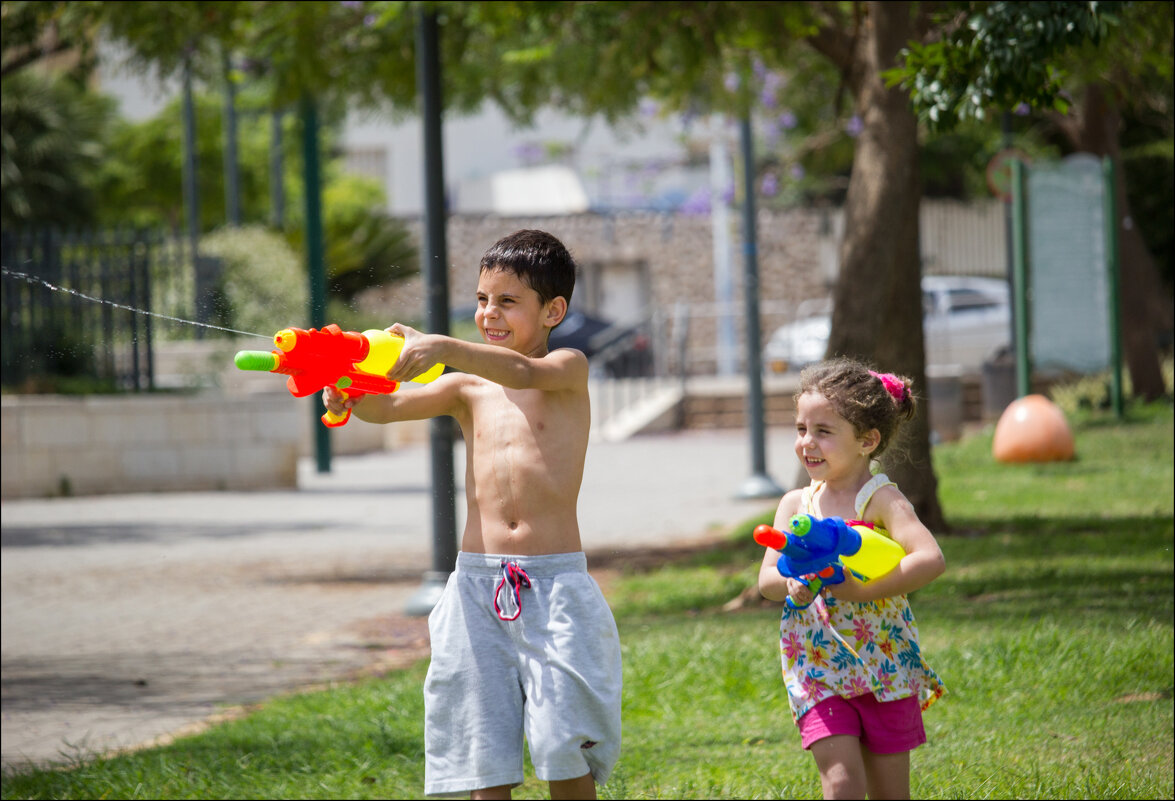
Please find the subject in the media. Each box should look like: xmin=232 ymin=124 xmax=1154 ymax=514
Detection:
xmin=323 ymin=229 xmax=621 ymax=800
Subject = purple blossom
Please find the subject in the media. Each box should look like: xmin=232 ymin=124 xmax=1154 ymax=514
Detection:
xmin=724 ymin=72 xmax=740 ymax=93
xmin=760 ymin=173 xmax=779 ymax=197
xmin=639 ymin=98 xmax=660 ymax=118
xmin=679 ymin=187 xmax=712 ymax=215
xmin=790 ymin=164 xmax=805 ymax=180
xmin=778 ymin=110 xmax=798 ymax=130
xmin=844 ymin=115 xmax=863 ymax=137
xmin=511 ymin=142 xmax=544 ymax=166
xmin=1014 ymin=102 xmax=1031 ymax=116
xmin=340 ymin=1 xmax=362 ymax=8
xmin=364 ymin=14 xmax=376 ymax=26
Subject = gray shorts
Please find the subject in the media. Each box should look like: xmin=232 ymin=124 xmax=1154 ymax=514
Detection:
xmin=423 ymin=551 xmax=622 ymax=797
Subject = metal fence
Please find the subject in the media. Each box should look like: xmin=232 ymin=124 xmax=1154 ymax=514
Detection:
xmin=1 ymin=228 xmax=206 ymax=391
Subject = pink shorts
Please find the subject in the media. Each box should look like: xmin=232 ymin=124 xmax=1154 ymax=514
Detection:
xmin=797 ymin=693 xmax=926 ymax=753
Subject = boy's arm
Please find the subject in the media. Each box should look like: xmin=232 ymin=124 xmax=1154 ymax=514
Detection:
xmin=386 ymin=323 xmax=588 ymax=391
xmin=323 ymin=371 xmax=467 ymax=424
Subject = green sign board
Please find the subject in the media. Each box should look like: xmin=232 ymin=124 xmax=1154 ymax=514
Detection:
xmin=1025 ymin=154 xmax=1111 ymax=372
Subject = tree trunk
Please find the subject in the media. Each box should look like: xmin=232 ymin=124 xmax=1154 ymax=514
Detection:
xmin=824 ymin=1 xmax=946 ymax=530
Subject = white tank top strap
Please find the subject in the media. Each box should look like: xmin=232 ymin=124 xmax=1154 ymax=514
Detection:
xmin=855 ymin=473 xmax=896 ymax=519
xmin=801 ymin=481 xmax=823 ymax=516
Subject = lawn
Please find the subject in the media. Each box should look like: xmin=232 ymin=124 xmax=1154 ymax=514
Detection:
xmin=2 ymin=401 xmax=1172 ymax=800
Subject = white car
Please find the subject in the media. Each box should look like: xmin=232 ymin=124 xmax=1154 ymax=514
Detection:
xmin=762 ymin=276 xmax=1011 ymax=374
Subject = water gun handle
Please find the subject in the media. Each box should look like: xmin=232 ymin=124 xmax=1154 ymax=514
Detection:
xmin=753 ymin=524 xmax=840 ymax=610
xmin=321 ymin=395 xmax=353 ymax=427
xmin=785 ymin=564 xmax=845 ymax=610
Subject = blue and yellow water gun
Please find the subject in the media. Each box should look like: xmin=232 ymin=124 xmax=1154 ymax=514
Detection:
xmin=754 ymin=514 xmax=906 ymax=609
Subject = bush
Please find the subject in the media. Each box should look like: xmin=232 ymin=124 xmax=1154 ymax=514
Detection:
xmin=1049 ymin=356 xmax=1174 ymax=416
xmin=200 ymin=226 xmax=308 ymax=335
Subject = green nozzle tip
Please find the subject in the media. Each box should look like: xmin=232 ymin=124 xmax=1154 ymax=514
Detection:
xmin=234 ymin=350 xmax=277 ymax=372
xmin=789 ymin=515 xmax=812 ymax=535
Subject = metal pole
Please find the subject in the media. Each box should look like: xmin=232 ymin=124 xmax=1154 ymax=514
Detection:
xmin=735 ymin=115 xmax=783 ymax=500
xmin=270 ymin=109 xmax=285 ymax=228
xmin=1001 ymin=113 xmax=1017 ymax=362
xmin=1102 ymin=156 xmax=1123 ymax=419
xmin=222 ymin=49 xmax=241 ymax=226
xmin=1010 ymin=158 xmax=1031 ymax=398
xmin=300 ymin=94 xmax=330 ymax=473
xmin=181 ymin=55 xmax=204 ymax=338
xmin=710 ymin=115 xmax=737 ymax=376
xmin=405 ymin=7 xmax=458 ymax=617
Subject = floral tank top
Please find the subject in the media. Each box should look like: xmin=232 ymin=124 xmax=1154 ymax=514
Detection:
xmin=777 ymin=473 xmax=946 ymax=723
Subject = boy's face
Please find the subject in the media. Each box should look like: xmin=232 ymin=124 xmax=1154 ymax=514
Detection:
xmin=475 ymin=267 xmax=567 ymax=357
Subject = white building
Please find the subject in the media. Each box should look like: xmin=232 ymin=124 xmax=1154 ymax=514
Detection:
xmin=95 ymin=40 xmax=714 ymax=218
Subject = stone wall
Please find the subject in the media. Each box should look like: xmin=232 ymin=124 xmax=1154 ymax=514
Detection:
xmin=1 ymin=393 xmax=302 ymax=498
xmin=357 ymin=207 xmax=836 ymax=374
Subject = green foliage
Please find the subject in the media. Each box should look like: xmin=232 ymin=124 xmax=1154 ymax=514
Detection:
xmin=284 ymin=172 xmax=419 ymax=304
xmin=199 ymin=225 xmax=307 ymax=335
xmin=1048 ymin=357 xmax=1175 ymax=417
xmin=92 ymin=89 xmax=302 ymax=232
xmin=888 ymin=1 xmax=1125 ymax=130
xmin=0 ymin=68 xmax=118 ymax=226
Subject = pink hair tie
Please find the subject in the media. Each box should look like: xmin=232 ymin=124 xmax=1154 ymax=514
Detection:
xmin=869 ymin=370 xmax=909 ymax=403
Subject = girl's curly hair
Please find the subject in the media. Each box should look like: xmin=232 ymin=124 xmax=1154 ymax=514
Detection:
xmin=797 ymin=357 xmax=917 ymax=457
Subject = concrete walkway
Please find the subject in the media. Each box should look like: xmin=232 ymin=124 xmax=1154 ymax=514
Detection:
xmin=1 ymin=427 xmax=805 ymax=770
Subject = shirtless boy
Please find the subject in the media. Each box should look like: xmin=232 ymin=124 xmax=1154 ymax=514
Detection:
xmin=323 ymin=229 xmax=621 ymax=800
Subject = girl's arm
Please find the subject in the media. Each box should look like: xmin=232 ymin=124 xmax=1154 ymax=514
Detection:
xmin=826 ymin=485 xmax=946 ymax=603
xmin=758 ymin=490 xmax=813 ymax=604
xmin=387 ymin=323 xmax=588 ymax=392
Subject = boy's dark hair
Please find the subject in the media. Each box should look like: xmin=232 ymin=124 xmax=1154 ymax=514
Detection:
xmin=797 ymin=357 xmax=917 ymax=458
xmin=479 ymin=229 xmax=576 ymax=307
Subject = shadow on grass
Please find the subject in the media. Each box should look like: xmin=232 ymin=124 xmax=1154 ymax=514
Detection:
xmin=603 ymin=513 xmax=1174 ymax=627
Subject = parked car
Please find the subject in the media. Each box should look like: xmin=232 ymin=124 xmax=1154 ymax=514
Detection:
xmin=451 ymin=306 xmax=653 ymax=378
xmin=762 ymin=275 xmax=1011 ymax=375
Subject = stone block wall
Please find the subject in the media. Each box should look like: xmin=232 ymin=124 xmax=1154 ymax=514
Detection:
xmin=1 ymin=394 xmax=301 ymax=498
xmin=358 ymin=207 xmax=835 ymax=374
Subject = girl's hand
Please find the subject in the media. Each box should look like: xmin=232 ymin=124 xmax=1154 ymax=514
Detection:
xmin=785 ymin=576 xmax=815 ymax=607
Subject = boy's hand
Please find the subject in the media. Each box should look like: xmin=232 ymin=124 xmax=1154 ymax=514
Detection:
xmin=322 ymin=385 xmax=354 ymax=417
xmin=386 ymin=323 xmax=444 ymax=383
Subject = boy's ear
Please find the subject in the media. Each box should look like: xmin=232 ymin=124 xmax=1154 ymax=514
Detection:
xmin=543 ymin=296 xmax=568 ymax=329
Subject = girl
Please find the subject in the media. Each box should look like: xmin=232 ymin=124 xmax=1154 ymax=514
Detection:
xmin=759 ymin=358 xmax=947 ymax=799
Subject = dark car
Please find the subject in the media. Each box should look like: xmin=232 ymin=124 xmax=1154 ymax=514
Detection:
xmin=551 ymin=310 xmax=653 ymax=378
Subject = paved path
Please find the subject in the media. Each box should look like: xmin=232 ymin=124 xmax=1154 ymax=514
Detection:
xmin=1 ymin=428 xmax=805 ymax=770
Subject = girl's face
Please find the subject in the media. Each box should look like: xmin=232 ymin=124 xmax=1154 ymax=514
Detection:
xmin=793 ymin=391 xmax=876 ymax=483
xmin=475 ymin=267 xmax=564 ymax=357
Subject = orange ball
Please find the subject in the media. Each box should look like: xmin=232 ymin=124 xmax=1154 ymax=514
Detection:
xmin=992 ymin=394 xmax=1076 ymax=463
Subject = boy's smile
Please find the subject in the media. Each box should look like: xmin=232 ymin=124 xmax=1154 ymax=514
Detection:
xmin=475 ymin=267 xmax=564 ymax=357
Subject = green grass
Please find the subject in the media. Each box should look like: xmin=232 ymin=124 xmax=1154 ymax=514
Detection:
xmin=3 ymin=402 xmax=1172 ymax=800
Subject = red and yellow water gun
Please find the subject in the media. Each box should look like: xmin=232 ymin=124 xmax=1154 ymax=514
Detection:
xmin=234 ymin=324 xmax=444 ymax=427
